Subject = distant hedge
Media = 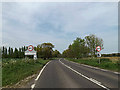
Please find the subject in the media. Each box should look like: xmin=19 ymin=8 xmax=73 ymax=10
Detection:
xmin=102 ymin=53 xmax=120 ymax=57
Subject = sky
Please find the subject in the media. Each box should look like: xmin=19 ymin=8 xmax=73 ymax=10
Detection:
xmin=2 ymin=2 xmax=118 ymax=54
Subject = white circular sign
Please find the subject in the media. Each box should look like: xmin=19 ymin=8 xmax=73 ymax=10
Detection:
xmin=28 ymin=45 xmax=34 ymax=51
xmin=96 ymin=46 xmax=101 ymax=52
xmin=97 ymin=53 xmax=101 ymax=57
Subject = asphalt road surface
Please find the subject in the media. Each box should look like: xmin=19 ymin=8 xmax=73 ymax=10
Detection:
xmin=32 ymin=59 xmax=119 ymax=89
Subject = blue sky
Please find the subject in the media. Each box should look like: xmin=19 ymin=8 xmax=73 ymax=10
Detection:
xmin=2 ymin=2 xmax=118 ymax=54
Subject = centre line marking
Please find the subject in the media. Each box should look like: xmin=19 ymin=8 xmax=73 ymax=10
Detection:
xmin=59 ymin=59 xmax=110 ymax=90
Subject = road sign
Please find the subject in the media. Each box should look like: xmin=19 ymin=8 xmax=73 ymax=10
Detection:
xmin=96 ymin=46 xmax=101 ymax=52
xmin=28 ymin=45 xmax=34 ymax=51
xmin=97 ymin=53 xmax=101 ymax=57
xmin=25 ymin=45 xmax=37 ymax=60
xmin=25 ymin=50 xmax=36 ymax=55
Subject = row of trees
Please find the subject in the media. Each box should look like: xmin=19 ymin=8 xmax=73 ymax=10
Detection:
xmin=62 ymin=34 xmax=104 ymax=58
xmin=1 ymin=34 xmax=103 ymax=59
xmin=102 ymin=53 xmax=120 ymax=57
xmin=2 ymin=43 xmax=61 ymax=59
xmin=2 ymin=46 xmax=26 ymax=58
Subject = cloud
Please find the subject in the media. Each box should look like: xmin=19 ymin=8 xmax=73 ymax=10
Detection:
xmin=2 ymin=2 xmax=118 ymax=53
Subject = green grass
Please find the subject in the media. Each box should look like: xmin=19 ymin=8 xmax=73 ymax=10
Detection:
xmin=66 ymin=58 xmax=119 ymax=72
xmin=2 ymin=58 xmax=49 ymax=86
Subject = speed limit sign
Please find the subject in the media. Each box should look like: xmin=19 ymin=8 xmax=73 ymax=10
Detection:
xmin=28 ymin=45 xmax=34 ymax=51
xmin=96 ymin=46 xmax=101 ymax=52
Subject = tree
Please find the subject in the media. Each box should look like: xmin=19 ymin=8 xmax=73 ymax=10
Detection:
xmin=52 ymin=50 xmax=61 ymax=57
xmin=11 ymin=48 xmax=13 ymax=58
xmin=62 ymin=49 xmax=68 ymax=58
xmin=85 ymin=34 xmax=103 ymax=57
xmin=41 ymin=43 xmax=54 ymax=49
xmin=37 ymin=43 xmax=54 ymax=59
xmin=2 ymin=46 xmax=5 ymax=58
xmin=19 ymin=48 xmax=22 ymax=58
xmin=71 ymin=38 xmax=89 ymax=58
xmin=62 ymin=34 xmax=103 ymax=58
xmin=67 ymin=44 xmax=75 ymax=58
xmin=71 ymin=38 xmax=81 ymax=58
xmin=62 ymin=38 xmax=89 ymax=58
xmin=4 ymin=47 xmax=8 ymax=58
xmin=36 ymin=45 xmax=43 ymax=58
xmin=13 ymin=48 xmax=19 ymax=58
xmin=21 ymin=46 xmax=26 ymax=58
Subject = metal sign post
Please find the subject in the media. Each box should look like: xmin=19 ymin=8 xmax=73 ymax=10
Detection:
xmin=97 ymin=52 xmax=101 ymax=64
xmin=96 ymin=46 xmax=101 ymax=64
xmin=25 ymin=45 xmax=37 ymax=60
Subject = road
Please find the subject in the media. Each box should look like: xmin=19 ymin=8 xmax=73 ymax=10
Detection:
xmin=32 ymin=59 xmax=119 ymax=89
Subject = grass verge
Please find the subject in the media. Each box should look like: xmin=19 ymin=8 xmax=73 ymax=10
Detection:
xmin=2 ymin=58 xmax=49 ymax=86
xmin=66 ymin=58 xmax=119 ymax=72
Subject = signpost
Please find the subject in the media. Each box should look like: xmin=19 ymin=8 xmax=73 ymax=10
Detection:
xmin=96 ymin=46 xmax=101 ymax=52
xmin=97 ymin=53 xmax=101 ymax=57
xmin=25 ymin=45 xmax=37 ymax=60
xmin=28 ymin=45 xmax=34 ymax=51
xmin=96 ymin=46 xmax=101 ymax=64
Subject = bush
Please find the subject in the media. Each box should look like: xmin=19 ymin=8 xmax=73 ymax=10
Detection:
xmin=66 ymin=58 xmax=118 ymax=72
xmin=100 ymin=58 xmax=111 ymax=62
xmin=2 ymin=58 xmax=49 ymax=86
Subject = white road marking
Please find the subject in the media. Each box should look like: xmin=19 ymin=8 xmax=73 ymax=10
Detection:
xmin=89 ymin=78 xmax=101 ymax=84
xmin=59 ymin=59 xmax=110 ymax=90
xmin=64 ymin=59 xmax=120 ymax=75
xmin=35 ymin=61 xmax=51 ymax=81
xmin=31 ymin=84 xmax=35 ymax=89
xmin=114 ymin=72 xmax=119 ymax=74
xmin=31 ymin=61 xmax=51 ymax=90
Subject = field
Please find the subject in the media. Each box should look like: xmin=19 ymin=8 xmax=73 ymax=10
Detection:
xmin=66 ymin=57 xmax=119 ymax=72
xmin=100 ymin=57 xmax=119 ymax=63
xmin=2 ymin=58 xmax=49 ymax=86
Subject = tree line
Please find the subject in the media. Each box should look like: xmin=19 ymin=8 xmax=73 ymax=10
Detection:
xmin=102 ymin=53 xmax=120 ymax=57
xmin=2 ymin=46 xmax=26 ymax=58
xmin=1 ymin=34 xmax=119 ymax=59
xmin=62 ymin=34 xmax=104 ymax=58
xmin=2 ymin=43 xmax=61 ymax=59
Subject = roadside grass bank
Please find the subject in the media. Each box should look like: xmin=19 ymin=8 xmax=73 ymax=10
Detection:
xmin=2 ymin=58 xmax=49 ymax=86
xmin=65 ymin=58 xmax=119 ymax=72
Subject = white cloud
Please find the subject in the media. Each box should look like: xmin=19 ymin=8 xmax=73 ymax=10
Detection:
xmin=2 ymin=2 xmax=118 ymax=53
xmin=2 ymin=0 xmax=119 ymax=2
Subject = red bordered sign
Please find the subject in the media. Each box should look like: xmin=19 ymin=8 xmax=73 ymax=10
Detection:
xmin=28 ymin=45 xmax=34 ymax=51
xmin=96 ymin=46 xmax=101 ymax=52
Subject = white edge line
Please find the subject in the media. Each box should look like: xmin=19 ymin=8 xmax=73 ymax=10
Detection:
xmin=31 ymin=84 xmax=35 ymax=89
xmin=64 ymin=59 xmax=120 ymax=75
xmin=35 ymin=61 xmax=51 ymax=81
xmin=59 ymin=59 xmax=110 ymax=90
xmin=31 ymin=61 xmax=51 ymax=89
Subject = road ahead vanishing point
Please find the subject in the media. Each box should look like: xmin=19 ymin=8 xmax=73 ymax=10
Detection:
xmin=32 ymin=59 xmax=119 ymax=90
